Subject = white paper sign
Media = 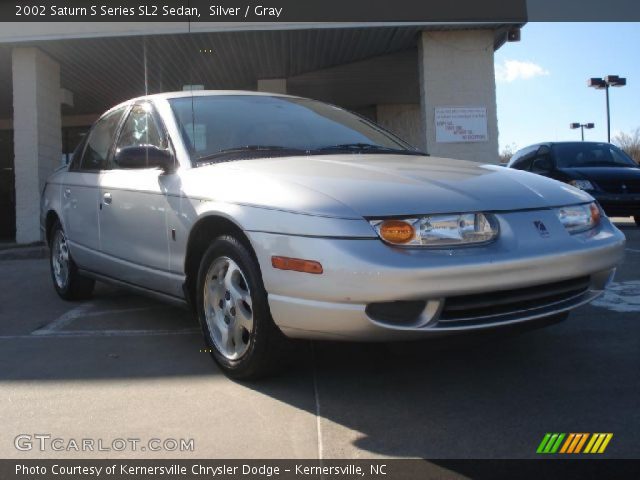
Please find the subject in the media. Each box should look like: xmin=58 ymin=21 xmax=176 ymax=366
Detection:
xmin=435 ymin=107 xmax=488 ymax=143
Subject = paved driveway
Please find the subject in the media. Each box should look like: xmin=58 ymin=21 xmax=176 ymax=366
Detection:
xmin=1 ymin=221 xmax=638 ymax=460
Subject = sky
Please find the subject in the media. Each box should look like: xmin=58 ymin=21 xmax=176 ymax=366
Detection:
xmin=494 ymin=22 xmax=640 ymax=153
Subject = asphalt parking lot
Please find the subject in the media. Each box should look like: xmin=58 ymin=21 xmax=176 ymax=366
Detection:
xmin=0 ymin=220 xmax=638 ymax=461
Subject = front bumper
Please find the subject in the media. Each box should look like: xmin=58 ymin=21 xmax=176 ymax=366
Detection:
xmin=593 ymin=193 xmax=640 ymax=217
xmin=248 ymin=210 xmax=625 ymax=340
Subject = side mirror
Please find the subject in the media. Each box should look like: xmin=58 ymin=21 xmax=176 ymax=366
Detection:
xmin=114 ymin=145 xmax=175 ymax=172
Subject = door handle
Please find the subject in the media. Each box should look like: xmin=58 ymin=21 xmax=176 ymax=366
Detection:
xmin=103 ymin=192 xmax=112 ymax=205
xmin=63 ymin=188 xmax=71 ymax=198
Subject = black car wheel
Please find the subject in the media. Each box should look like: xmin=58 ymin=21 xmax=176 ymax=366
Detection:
xmin=634 ymin=215 xmax=640 ymax=227
xmin=49 ymin=220 xmax=95 ymax=300
xmin=196 ymin=235 xmax=288 ymax=379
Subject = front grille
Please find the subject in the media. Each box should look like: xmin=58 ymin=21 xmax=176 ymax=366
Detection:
xmin=597 ymin=179 xmax=640 ymax=194
xmin=438 ymin=276 xmax=591 ymax=326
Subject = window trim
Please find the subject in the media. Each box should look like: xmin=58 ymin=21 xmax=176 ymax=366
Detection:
xmin=71 ymin=105 xmax=130 ymax=173
xmin=109 ymin=101 xmax=176 ymax=171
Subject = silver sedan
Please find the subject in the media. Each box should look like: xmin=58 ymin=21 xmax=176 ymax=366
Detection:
xmin=41 ymin=91 xmax=625 ymax=378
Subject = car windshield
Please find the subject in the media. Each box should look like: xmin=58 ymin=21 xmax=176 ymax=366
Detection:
xmin=553 ymin=143 xmax=637 ymax=168
xmin=168 ymin=95 xmax=421 ymax=164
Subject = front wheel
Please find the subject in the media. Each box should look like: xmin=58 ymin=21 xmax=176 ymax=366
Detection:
xmin=196 ymin=235 xmax=288 ymax=379
xmin=49 ymin=221 xmax=95 ymax=300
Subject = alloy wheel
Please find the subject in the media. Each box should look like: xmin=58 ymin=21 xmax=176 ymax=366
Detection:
xmin=52 ymin=230 xmax=70 ymax=289
xmin=203 ymin=256 xmax=254 ymax=360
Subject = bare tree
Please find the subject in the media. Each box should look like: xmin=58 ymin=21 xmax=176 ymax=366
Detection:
xmin=498 ymin=143 xmax=518 ymax=165
xmin=613 ymin=127 xmax=640 ymax=164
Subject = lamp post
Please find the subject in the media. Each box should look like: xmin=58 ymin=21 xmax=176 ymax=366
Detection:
xmin=588 ymin=75 xmax=626 ymax=143
xmin=570 ymin=122 xmax=594 ymax=141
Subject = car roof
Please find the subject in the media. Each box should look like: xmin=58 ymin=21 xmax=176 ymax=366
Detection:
xmin=514 ymin=141 xmax=618 ymax=155
xmin=149 ymin=90 xmax=298 ymax=100
xmin=523 ymin=141 xmax=613 ymax=148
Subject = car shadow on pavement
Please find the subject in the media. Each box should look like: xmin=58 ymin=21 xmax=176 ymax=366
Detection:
xmin=242 ymin=308 xmax=640 ymax=459
xmin=1 ymin=234 xmax=639 ymax=459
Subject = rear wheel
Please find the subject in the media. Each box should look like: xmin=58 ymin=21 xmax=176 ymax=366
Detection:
xmin=196 ymin=235 xmax=288 ymax=379
xmin=49 ymin=221 xmax=95 ymax=300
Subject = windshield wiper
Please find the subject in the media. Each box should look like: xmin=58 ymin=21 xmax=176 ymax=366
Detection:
xmin=196 ymin=145 xmax=309 ymax=163
xmin=313 ymin=143 xmax=424 ymax=155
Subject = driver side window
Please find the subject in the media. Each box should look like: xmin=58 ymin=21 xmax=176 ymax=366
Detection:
xmin=530 ymin=154 xmax=553 ymax=174
xmin=113 ymin=104 xmax=167 ymax=169
xmin=77 ymin=108 xmax=125 ymax=171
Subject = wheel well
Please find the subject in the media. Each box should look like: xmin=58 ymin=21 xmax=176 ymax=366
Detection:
xmin=45 ymin=211 xmax=60 ymax=245
xmin=184 ymin=215 xmax=256 ymax=306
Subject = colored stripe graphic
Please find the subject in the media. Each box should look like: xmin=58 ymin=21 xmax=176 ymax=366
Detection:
xmin=559 ymin=433 xmax=575 ymax=453
xmin=537 ymin=433 xmax=552 ymax=454
xmin=584 ymin=433 xmax=613 ymax=454
xmin=538 ymin=433 xmax=613 ymax=454
xmin=537 ymin=433 xmax=565 ymax=454
xmin=550 ymin=433 xmax=565 ymax=453
xmin=574 ymin=433 xmax=589 ymax=453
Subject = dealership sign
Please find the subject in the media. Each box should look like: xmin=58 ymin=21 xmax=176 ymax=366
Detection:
xmin=435 ymin=107 xmax=488 ymax=143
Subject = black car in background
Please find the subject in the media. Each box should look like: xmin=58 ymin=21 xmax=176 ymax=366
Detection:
xmin=508 ymin=141 xmax=640 ymax=226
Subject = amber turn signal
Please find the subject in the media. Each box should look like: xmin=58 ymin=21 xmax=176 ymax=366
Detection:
xmin=590 ymin=202 xmax=601 ymax=226
xmin=272 ymin=256 xmax=323 ymax=274
xmin=378 ymin=220 xmax=415 ymax=244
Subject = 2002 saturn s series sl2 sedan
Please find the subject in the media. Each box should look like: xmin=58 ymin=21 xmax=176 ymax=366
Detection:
xmin=41 ymin=91 xmax=625 ymax=378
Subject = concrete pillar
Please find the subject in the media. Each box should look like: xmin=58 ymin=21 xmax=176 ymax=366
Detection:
xmin=257 ymin=78 xmax=287 ymax=94
xmin=376 ymin=104 xmax=424 ymax=150
xmin=12 ymin=47 xmax=62 ymax=244
xmin=418 ymin=30 xmax=499 ymax=163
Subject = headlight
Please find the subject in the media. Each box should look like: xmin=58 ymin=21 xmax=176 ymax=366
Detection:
xmin=569 ymin=179 xmax=595 ymax=191
xmin=556 ymin=202 xmax=601 ymax=233
xmin=370 ymin=213 xmax=499 ymax=247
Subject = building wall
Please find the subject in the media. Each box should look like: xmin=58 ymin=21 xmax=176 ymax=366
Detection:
xmin=376 ymin=104 xmax=424 ymax=150
xmin=418 ymin=30 xmax=499 ymax=163
xmin=12 ymin=47 xmax=61 ymax=243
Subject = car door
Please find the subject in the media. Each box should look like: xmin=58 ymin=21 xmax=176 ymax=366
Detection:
xmin=62 ymin=107 xmax=125 ymax=268
xmin=97 ymin=102 xmax=183 ymax=297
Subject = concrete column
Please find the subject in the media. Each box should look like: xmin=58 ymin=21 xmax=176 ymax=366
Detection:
xmin=12 ymin=47 xmax=62 ymax=244
xmin=418 ymin=30 xmax=499 ymax=162
xmin=257 ymin=78 xmax=287 ymax=94
xmin=376 ymin=104 xmax=424 ymax=150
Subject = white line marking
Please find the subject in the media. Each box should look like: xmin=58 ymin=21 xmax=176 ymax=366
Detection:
xmin=591 ymin=280 xmax=640 ymax=313
xmin=625 ymin=248 xmax=640 ymax=253
xmin=311 ymin=342 xmax=324 ymax=466
xmin=31 ymin=303 xmax=95 ymax=335
xmin=0 ymin=329 xmax=200 ymax=340
xmin=81 ymin=306 xmax=160 ymax=317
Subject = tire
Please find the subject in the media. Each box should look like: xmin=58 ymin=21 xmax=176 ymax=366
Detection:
xmin=196 ymin=235 xmax=288 ymax=379
xmin=49 ymin=221 xmax=95 ymax=300
xmin=634 ymin=215 xmax=640 ymax=227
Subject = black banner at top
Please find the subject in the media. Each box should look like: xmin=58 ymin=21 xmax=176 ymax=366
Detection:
xmin=2 ymin=0 xmax=640 ymax=23
xmin=4 ymin=0 xmax=529 ymax=23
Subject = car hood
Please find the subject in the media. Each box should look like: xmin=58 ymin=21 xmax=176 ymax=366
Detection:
xmin=199 ymin=154 xmax=592 ymax=218
xmin=558 ymin=166 xmax=640 ymax=182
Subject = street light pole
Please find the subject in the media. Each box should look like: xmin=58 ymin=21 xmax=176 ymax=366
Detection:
xmin=570 ymin=122 xmax=594 ymax=141
xmin=605 ymin=83 xmax=610 ymax=142
xmin=588 ymin=75 xmax=626 ymax=143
